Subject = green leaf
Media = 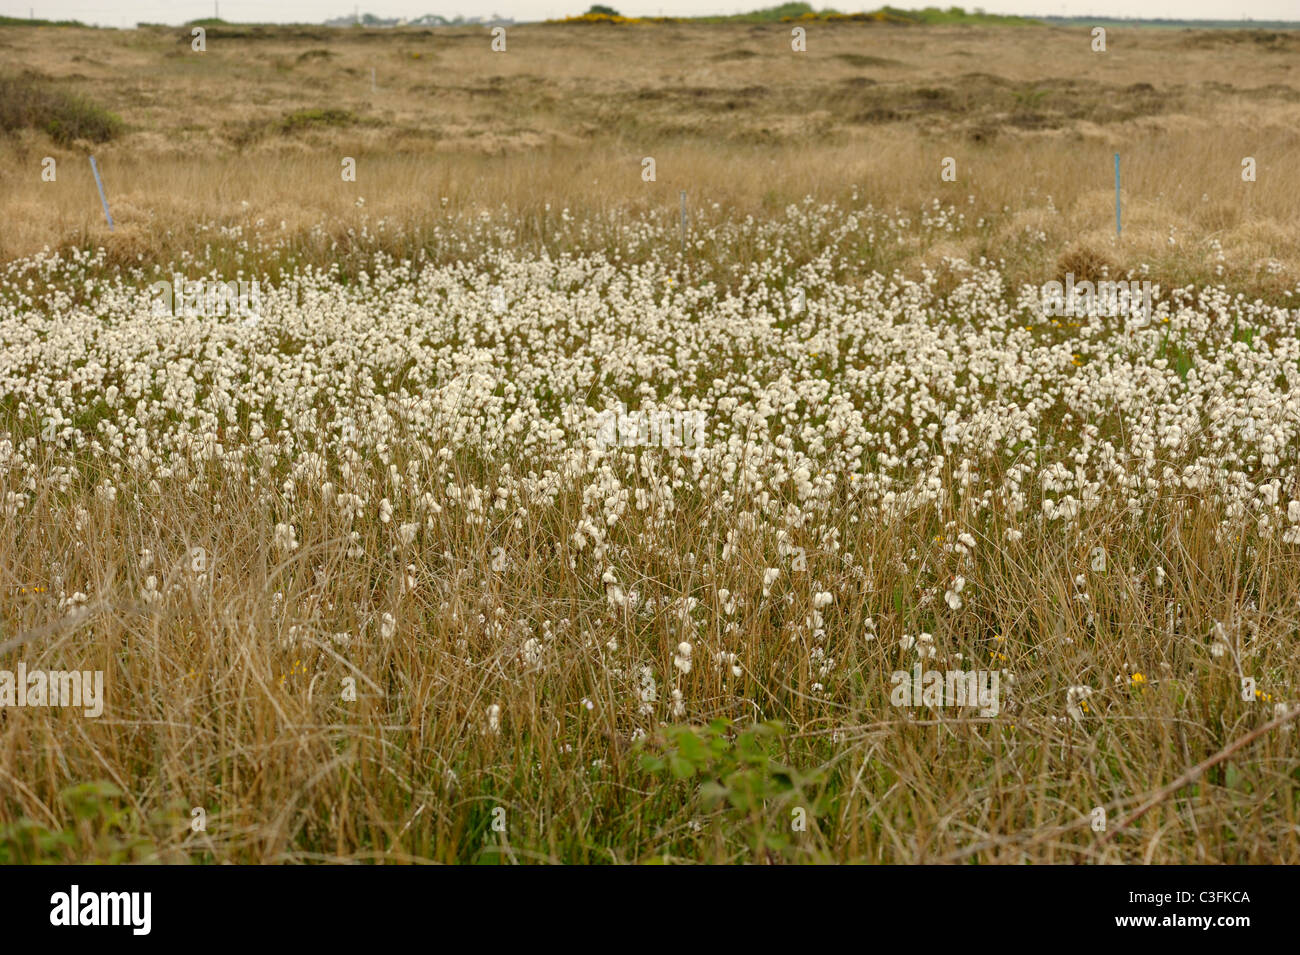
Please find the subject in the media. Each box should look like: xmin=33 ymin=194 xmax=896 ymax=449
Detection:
xmin=699 ymin=782 xmax=728 ymax=807
xmin=668 ymin=754 xmax=696 ymax=779
xmin=676 ymin=730 xmax=706 ymax=764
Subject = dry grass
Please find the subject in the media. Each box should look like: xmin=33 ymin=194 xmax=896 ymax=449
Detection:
xmin=2 ymin=20 xmax=1299 ymax=865
xmin=0 ymin=22 xmax=1298 ymax=292
xmin=3 ymin=441 xmax=1299 ymax=863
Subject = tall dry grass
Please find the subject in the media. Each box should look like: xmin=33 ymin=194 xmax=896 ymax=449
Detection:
xmin=1 ymin=21 xmax=1298 ymax=292
xmin=2 ymin=20 xmax=1299 ymax=864
xmin=3 ymin=441 xmax=1298 ymax=862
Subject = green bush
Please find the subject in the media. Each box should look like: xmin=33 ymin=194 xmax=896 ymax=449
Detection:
xmin=278 ymin=108 xmax=356 ymax=132
xmin=638 ymin=719 xmax=826 ymax=858
xmin=0 ymin=781 xmax=155 ymax=864
xmin=0 ymin=72 xmax=123 ymax=145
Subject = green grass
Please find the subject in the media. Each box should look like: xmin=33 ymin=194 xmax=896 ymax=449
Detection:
xmin=0 ymin=72 xmax=123 ymax=145
xmin=0 ymin=15 xmax=90 ymax=28
xmin=278 ymin=108 xmax=357 ymax=132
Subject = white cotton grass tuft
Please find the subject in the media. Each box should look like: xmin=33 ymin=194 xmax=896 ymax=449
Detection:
xmin=8 ymin=197 xmax=1300 ymax=862
xmin=273 ymin=522 xmax=298 ymax=552
xmin=714 ymin=651 xmax=742 ymax=678
xmin=673 ymin=641 xmax=693 ymax=673
xmin=1066 ymin=685 xmax=1093 ymax=723
xmin=762 ymin=567 xmax=780 ymax=596
xmin=670 ymin=688 xmax=685 ymax=718
xmin=1210 ymin=621 xmax=1230 ymax=658
xmin=521 ymin=637 xmax=542 ymax=666
xmin=943 ymin=576 xmax=966 ymax=611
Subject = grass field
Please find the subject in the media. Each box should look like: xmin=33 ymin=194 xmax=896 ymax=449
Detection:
xmin=1 ymin=16 xmax=1298 ymax=864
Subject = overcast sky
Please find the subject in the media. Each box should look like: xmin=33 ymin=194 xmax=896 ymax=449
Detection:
xmin=3 ymin=1 xmax=1296 ymax=28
